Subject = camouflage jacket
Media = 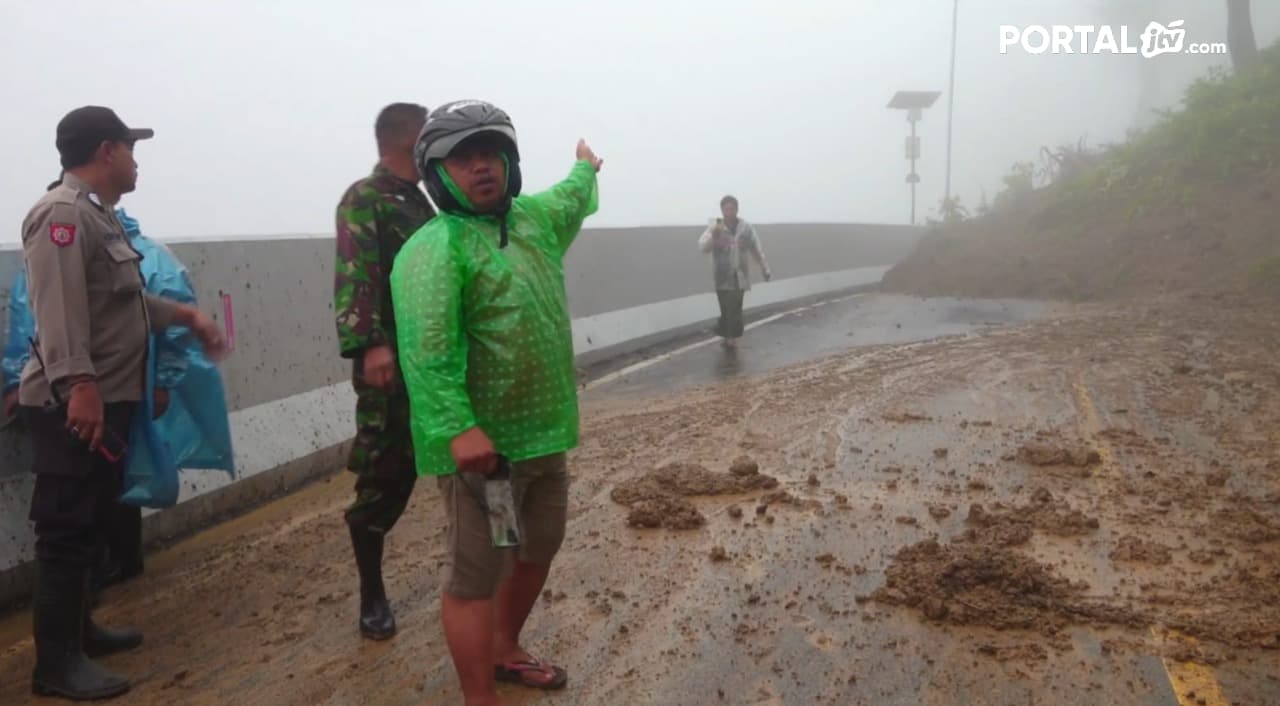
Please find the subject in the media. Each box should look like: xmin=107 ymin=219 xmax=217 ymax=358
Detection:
xmin=334 ymin=164 xmax=435 ymax=360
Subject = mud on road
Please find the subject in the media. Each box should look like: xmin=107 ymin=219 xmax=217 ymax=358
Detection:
xmin=1 ymin=296 xmax=1278 ymax=705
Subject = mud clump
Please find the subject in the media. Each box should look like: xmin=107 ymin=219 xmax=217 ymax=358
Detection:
xmin=709 ymin=545 xmax=729 ymax=562
xmin=611 ymin=462 xmax=778 ymax=506
xmin=1187 ymin=549 xmax=1219 ymax=565
xmin=626 ymin=497 xmax=705 ymax=530
xmin=1109 ymin=536 xmax=1174 ymax=565
xmin=730 ymin=456 xmax=760 ymax=477
xmin=1162 ymin=642 xmax=1227 ymax=666
xmin=872 ymin=539 xmax=1085 ymax=633
xmin=964 ymin=505 xmax=1034 ymax=547
xmin=1213 ymin=507 xmax=1280 ymax=544
xmin=1160 ymin=564 xmax=1280 ymax=649
xmin=612 ymin=461 xmax=780 ymax=530
xmin=964 ymin=497 xmax=1098 ymax=547
xmin=1205 ymin=469 xmax=1231 ymax=487
xmin=759 ymin=491 xmax=822 ymax=512
xmin=883 ymin=411 xmax=931 ymax=423
xmin=1017 ymin=443 xmax=1101 ymax=468
xmin=976 ymin=642 xmax=1049 ymax=663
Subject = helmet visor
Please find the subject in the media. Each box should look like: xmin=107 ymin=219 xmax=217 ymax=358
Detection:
xmin=420 ymin=124 xmax=518 ymax=162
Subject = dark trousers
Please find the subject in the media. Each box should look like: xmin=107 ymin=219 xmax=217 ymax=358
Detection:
xmin=716 ymin=289 xmax=746 ymax=339
xmin=23 ymin=402 xmax=137 ymax=570
xmin=345 ymin=473 xmax=417 ymax=535
xmin=343 ymin=371 xmax=417 ymax=535
xmin=99 ymin=503 xmax=143 ymax=583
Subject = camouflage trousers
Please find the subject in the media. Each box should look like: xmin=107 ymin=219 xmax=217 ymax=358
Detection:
xmin=344 ymin=377 xmax=417 ymax=534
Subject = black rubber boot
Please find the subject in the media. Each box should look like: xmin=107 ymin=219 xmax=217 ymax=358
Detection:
xmin=31 ymin=561 xmax=131 ymax=701
xmin=349 ymin=525 xmax=396 ymax=640
xmin=83 ymin=615 xmax=143 ymax=659
xmin=88 ymin=551 xmax=120 ymax=602
xmin=83 ymin=547 xmax=143 ymax=658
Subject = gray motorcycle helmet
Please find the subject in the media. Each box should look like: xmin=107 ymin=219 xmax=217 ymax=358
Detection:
xmin=414 ymin=100 xmax=523 ymax=205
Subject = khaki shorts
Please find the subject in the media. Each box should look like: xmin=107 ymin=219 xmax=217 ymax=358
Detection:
xmin=436 ymin=453 xmax=569 ymax=599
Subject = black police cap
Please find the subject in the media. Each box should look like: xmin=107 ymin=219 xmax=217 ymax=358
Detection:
xmin=55 ymin=106 xmax=154 ymax=169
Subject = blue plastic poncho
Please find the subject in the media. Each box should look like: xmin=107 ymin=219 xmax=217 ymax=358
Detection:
xmin=2 ymin=209 xmax=235 ymax=507
xmin=2 ymin=267 xmax=35 ymax=395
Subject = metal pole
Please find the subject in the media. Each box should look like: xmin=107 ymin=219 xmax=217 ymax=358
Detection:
xmin=910 ymin=117 xmax=917 ymax=225
xmin=944 ymin=0 xmax=958 ymax=204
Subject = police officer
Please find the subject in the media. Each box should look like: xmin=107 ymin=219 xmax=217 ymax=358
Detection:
xmin=333 ymin=102 xmax=434 ymax=639
xmin=18 ymin=106 xmax=225 ymax=701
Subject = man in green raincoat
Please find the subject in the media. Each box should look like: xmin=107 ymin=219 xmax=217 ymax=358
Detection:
xmin=391 ymin=100 xmax=601 ymax=706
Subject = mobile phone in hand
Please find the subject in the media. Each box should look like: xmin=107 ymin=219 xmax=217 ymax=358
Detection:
xmin=97 ymin=428 xmax=128 ymax=463
xmin=65 ymin=425 xmax=128 ymax=463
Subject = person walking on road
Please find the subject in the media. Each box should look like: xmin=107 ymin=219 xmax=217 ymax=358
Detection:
xmin=699 ymin=195 xmax=771 ymax=348
xmin=18 ymin=106 xmax=224 ymax=701
xmin=333 ymin=102 xmax=435 ymax=640
xmin=391 ymin=99 xmax=602 ymax=706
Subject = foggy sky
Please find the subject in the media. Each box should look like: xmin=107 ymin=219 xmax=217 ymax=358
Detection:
xmin=2 ymin=0 xmax=1278 ymax=243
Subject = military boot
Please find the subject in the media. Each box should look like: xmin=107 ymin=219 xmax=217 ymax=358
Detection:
xmin=31 ymin=560 xmax=131 ymax=700
xmin=350 ymin=525 xmax=396 ymax=640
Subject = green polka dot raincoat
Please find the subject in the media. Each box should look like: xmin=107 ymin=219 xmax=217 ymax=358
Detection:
xmin=391 ymin=161 xmax=599 ymax=476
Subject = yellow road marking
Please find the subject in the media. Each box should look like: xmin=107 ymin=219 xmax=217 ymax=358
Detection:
xmin=1152 ymin=627 xmax=1232 ymax=706
xmin=1071 ymin=380 xmax=1119 ymax=477
xmin=1073 ymin=377 xmax=1229 ymax=706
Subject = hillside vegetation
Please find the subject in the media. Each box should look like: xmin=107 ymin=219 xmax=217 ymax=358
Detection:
xmin=883 ymin=41 xmax=1280 ymax=301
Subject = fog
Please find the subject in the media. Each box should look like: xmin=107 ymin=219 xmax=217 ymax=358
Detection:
xmin=2 ymin=0 xmax=1278 ymax=242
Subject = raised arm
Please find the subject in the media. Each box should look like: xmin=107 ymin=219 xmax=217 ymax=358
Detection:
xmin=698 ymin=225 xmax=716 ymax=253
xmin=526 ymin=140 xmax=602 ymax=255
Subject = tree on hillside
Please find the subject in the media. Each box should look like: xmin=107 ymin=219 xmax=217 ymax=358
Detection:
xmin=937 ymin=196 xmax=969 ymax=225
xmin=1227 ymin=0 xmax=1259 ymax=69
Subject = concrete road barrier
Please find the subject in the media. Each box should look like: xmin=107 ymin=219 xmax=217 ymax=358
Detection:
xmin=0 ymin=222 xmax=918 ymax=604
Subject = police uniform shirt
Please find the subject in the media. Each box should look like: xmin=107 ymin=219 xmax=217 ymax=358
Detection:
xmin=18 ymin=172 xmax=180 ymax=407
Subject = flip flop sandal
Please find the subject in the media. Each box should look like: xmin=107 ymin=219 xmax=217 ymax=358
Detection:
xmin=494 ymin=658 xmax=568 ymax=690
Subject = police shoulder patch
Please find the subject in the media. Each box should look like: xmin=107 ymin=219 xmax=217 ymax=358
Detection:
xmin=49 ymin=222 xmax=77 ymax=248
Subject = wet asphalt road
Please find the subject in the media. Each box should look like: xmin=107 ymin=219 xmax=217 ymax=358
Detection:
xmin=588 ymin=293 xmax=1048 ymax=398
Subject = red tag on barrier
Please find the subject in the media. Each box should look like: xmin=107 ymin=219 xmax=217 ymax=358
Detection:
xmin=221 ymin=292 xmax=236 ymax=350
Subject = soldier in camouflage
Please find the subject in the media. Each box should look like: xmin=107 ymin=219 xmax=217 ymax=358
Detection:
xmin=333 ymin=102 xmax=434 ymax=640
